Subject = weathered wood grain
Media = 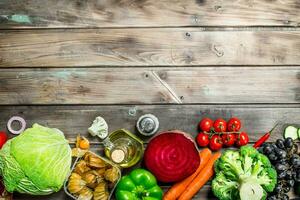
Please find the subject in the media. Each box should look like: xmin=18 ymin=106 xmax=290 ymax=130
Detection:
xmin=0 ymin=67 xmax=299 ymax=104
xmin=0 ymin=0 xmax=300 ymax=28
xmin=1 ymin=29 xmax=300 ymax=66
xmin=1 ymin=105 xmax=300 ymax=142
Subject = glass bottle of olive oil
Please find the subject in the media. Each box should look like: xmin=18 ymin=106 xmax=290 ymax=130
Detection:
xmin=103 ymin=129 xmax=144 ymax=168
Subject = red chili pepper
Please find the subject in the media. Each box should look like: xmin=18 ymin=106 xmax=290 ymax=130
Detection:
xmin=253 ymin=123 xmax=279 ymax=148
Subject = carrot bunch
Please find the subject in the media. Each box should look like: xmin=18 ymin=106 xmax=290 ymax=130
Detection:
xmin=163 ymin=148 xmax=221 ymax=200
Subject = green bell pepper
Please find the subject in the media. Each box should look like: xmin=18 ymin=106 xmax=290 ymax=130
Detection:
xmin=115 ymin=168 xmax=163 ymax=200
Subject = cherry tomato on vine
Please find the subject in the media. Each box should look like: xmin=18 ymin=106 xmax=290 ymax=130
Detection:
xmin=221 ymin=133 xmax=236 ymax=147
xmin=227 ymin=117 xmax=241 ymax=132
xmin=196 ymin=132 xmax=210 ymax=147
xmin=236 ymin=132 xmax=249 ymax=147
xmin=198 ymin=118 xmax=213 ymax=132
xmin=213 ymin=118 xmax=227 ymax=132
xmin=209 ymin=135 xmax=223 ymax=151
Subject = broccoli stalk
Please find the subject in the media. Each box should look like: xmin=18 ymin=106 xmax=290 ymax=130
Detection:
xmin=239 ymin=178 xmax=264 ymax=200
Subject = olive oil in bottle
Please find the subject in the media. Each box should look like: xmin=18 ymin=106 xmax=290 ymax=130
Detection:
xmin=103 ymin=129 xmax=144 ymax=168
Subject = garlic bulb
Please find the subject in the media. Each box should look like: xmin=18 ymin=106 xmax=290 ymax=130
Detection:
xmin=68 ymin=173 xmax=86 ymax=194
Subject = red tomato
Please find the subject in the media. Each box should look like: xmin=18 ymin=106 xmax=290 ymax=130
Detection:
xmin=0 ymin=131 xmax=7 ymax=149
xmin=236 ymin=132 xmax=249 ymax=147
xmin=221 ymin=133 xmax=236 ymax=147
xmin=198 ymin=118 xmax=213 ymax=132
xmin=196 ymin=132 xmax=210 ymax=147
xmin=213 ymin=118 xmax=227 ymax=132
xmin=227 ymin=117 xmax=241 ymax=132
xmin=209 ymin=135 xmax=223 ymax=151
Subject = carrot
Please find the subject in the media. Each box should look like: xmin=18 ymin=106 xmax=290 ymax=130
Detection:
xmin=178 ymin=151 xmax=222 ymax=200
xmin=163 ymin=148 xmax=212 ymax=200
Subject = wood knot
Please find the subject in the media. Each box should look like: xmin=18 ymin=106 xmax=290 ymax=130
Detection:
xmin=184 ymin=32 xmax=193 ymax=41
xmin=192 ymin=15 xmax=200 ymax=24
xmin=128 ymin=107 xmax=137 ymax=116
xmin=211 ymin=44 xmax=224 ymax=57
xmin=158 ymin=72 xmax=167 ymax=79
xmin=214 ymin=5 xmax=222 ymax=12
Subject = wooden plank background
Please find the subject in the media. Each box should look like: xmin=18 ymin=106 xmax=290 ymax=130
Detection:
xmin=0 ymin=0 xmax=300 ymax=27
xmin=0 ymin=67 xmax=299 ymax=104
xmin=0 ymin=0 xmax=300 ymax=200
xmin=1 ymin=29 xmax=300 ymax=67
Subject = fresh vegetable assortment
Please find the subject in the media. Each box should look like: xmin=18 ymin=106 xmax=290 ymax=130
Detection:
xmin=0 ymin=113 xmax=299 ymax=200
xmin=258 ymin=137 xmax=300 ymax=200
xmin=197 ymin=117 xmax=249 ymax=151
xmin=212 ymin=146 xmax=277 ymax=200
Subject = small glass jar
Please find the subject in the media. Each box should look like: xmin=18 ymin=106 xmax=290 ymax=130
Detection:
xmin=103 ymin=129 xmax=144 ymax=168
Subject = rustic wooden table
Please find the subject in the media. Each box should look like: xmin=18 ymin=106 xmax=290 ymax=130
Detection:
xmin=0 ymin=0 xmax=300 ymax=199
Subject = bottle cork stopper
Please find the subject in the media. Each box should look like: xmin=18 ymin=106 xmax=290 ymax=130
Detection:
xmin=111 ymin=149 xmax=125 ymax=163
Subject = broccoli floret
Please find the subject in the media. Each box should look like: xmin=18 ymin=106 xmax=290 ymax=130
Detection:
xmin=251 ymin=155 xmax=276 ymax=192
xmin=214 ymin=157 xmax=221 ymax=173
xmin=212 ymin=147 xmax=277 ymax=200
xmin=212 ymin=172 xmax=239 ymax=200
xmin=221 ymin=150 xmax=241 ymax=161
xmin=251 ymin=159 xmax=264 ymax=177
xmin=218 ymin=150 xmax=244 ymax=180
xmin=240 ymin=145 xmax=258 ymax=158
xmin=240 ymin=146 xmax=258 ymax=176
xmin=256 ymin=153 xmax=271 ymax=168
xmin=257 ymin=167 xmax=277 ymax=192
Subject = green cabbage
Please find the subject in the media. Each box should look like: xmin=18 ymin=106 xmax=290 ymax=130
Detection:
xmin=0 ymin=124 xmax=71 ymax=195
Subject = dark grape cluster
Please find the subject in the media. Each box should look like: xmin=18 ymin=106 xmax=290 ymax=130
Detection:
xmin=258 ymin=138 xmax=300 ymax=200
